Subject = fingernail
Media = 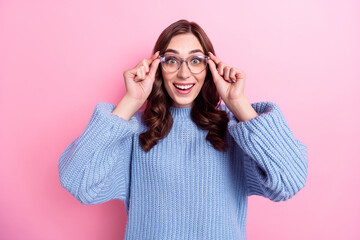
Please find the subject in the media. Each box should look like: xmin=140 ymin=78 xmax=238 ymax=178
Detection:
xmin=209 ymin=52 xmax=213 ymax=55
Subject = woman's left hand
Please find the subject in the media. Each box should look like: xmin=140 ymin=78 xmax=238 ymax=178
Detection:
xmin=207 ymin=52 xmax=246 ymax=105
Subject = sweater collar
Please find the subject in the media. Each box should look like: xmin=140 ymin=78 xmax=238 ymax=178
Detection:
xmin=169 ymin=105 xmax=192 ymax=119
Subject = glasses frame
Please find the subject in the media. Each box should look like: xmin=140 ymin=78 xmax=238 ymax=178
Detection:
xmin=158 ymin=54 xmax=210 ymax=74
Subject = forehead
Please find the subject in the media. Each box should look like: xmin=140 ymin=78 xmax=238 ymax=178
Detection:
xmin=165 ymin=33 xmax=204 ymax=56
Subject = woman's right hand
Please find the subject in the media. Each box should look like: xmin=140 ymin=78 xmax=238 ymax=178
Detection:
xmin=123 ymin=51 xmax=161 ymax=104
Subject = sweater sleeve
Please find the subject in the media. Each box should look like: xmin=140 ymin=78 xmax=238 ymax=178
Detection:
xmin=58 ymin=102 xmax=140 ymax=205
xmin=221 ymin=101 xmax=308 ymax=202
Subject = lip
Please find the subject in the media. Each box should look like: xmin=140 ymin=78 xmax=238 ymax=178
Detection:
xmin=173 ymin=83 xmax=195 ymax=95
xmin=173 ymin=83 xmax=196 ymax=85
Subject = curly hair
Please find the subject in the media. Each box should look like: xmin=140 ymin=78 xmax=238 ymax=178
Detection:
xmin=139 ymin=19 xmax=229 ymax=152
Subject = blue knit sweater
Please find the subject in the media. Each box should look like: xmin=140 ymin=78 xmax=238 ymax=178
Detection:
xmin=58 ymin=101 xmax=308 ymax=240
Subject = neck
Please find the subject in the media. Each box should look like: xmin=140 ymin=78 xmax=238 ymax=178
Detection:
xmin=169 ymin=105 xmax=192 ymax=119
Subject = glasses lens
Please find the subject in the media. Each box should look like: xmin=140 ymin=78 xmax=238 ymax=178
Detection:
xmin=188 ymin=55 xmax=207 ymax=73
xmin=162 ymin=55 xmax=207 ymax=73
xmin=163 ymin=55 xmax=180 ymax=72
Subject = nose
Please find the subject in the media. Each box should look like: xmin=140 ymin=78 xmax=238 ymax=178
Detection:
xmin=177 ymin=61 xmax=191 ymax=79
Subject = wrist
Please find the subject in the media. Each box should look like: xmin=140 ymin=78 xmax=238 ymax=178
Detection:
xmin=228 ymin=97 xmax=259 ymax=122
xmin=112 ymin=95 xmax=144 ymax=121
xmin=123 ymin=94 xmax=145 ymax=108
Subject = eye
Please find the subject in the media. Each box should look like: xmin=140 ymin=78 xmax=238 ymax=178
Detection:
xmin=191 ymin=58 xmax=201 ymax=64
xmin=165 ymin=56 xmax=179 ymax=65
xmin=191 ymin=57 xmax=202 ymax=65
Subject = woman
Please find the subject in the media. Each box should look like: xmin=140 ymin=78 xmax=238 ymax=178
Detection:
xmin=58 ymin=19 xmax=308 ymax=239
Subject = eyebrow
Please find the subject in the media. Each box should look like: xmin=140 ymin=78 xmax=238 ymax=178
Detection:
xmin=164 ymin=48 xmax=204 ymax=55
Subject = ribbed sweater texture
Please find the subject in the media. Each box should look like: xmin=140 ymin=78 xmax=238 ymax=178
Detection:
xmin=58 ymin=101 xmax=308 ymax=240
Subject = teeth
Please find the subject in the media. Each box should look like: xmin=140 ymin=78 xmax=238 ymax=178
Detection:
xmin=174 ymin=84 xmax=194 ymax=90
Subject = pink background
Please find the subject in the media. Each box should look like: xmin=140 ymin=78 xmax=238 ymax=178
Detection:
xmin=1 ymin=0 xmax=359 ymax=239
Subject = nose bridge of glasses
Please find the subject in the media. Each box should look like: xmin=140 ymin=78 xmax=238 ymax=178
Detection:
xmin=178 ymin=58 xmax=191 ymax=72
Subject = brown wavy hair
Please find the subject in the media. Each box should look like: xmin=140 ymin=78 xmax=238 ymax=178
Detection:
xmin=139 ymin=19 xmax=229 ymax=152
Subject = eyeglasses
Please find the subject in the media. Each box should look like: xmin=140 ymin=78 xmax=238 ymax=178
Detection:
xmin=158 ymin=54 xmax=210 ymax=74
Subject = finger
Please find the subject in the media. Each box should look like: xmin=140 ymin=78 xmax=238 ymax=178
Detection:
xmin=139 ymin=51 xmax=159 ymax=72
xmin=134 ymin=75 xmax=140 ymax=81
xmin=223 ymin=66 xmax=230 ymax=81
xmin=141 ymin=59 xmax=149 ymax=73
xmin=229 ymin=68 xmax=237 ymax=81
xmin=148 ymin=58 xmax=161 ymax=81
xmin=136 ymin=66 xmax=146 ymax=80
xmin=137 ymin=51 xmax=158 ymax=73
xmin=236 ymin=70 xmax=246 ymax=80
xmin=140 ymin=66 xmax=146 ymax=79
xmin=208 ymin=52 xmax=221 ymax=65
xmin=208 ymin=59 xmax=221 ymax=83
xmin=146 ymin=51 xmax=160 ymax=66
xmin=217 ymin=62 xmax=224 ymax=76
xmin=136 ymin=68 xmax=142 ymax=80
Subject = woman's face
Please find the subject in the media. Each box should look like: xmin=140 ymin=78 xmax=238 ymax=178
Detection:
xmin=161 ymin=33 xmax=207 ymax=108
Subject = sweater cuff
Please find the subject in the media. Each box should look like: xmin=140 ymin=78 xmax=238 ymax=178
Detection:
xmin=227 ymin=101 xmax=307 ymax=200
xmin=227 ymin=101 xmax=280 ymax=182
xmin=227 ymin=101 xmax=290 ymax=152
xmin=58 ymin=102 xmax=138 ymax=205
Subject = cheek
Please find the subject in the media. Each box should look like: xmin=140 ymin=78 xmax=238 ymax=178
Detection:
xmin=162 ymin=78 xmax=173 ymax=94
xmin=162 ymin=72 xmax=175 ymax=91
xmin=197 ymin=75 xmax=207 ymax=88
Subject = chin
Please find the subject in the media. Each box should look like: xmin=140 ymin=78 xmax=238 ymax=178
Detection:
xmin=172 ymin=98 xmax=194 ymax=108
xmin=165 ymin=83 xmax=201 ymax=108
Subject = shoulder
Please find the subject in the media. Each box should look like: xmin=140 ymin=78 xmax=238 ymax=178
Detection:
xmin=94 ymin=102 xmax=145 ymax=133
xmin=217 ymin=101 xmax=283 ymax=121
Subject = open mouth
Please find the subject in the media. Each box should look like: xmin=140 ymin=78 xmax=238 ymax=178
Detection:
xmin=173 ymin=83 xmax=195 ymax=90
